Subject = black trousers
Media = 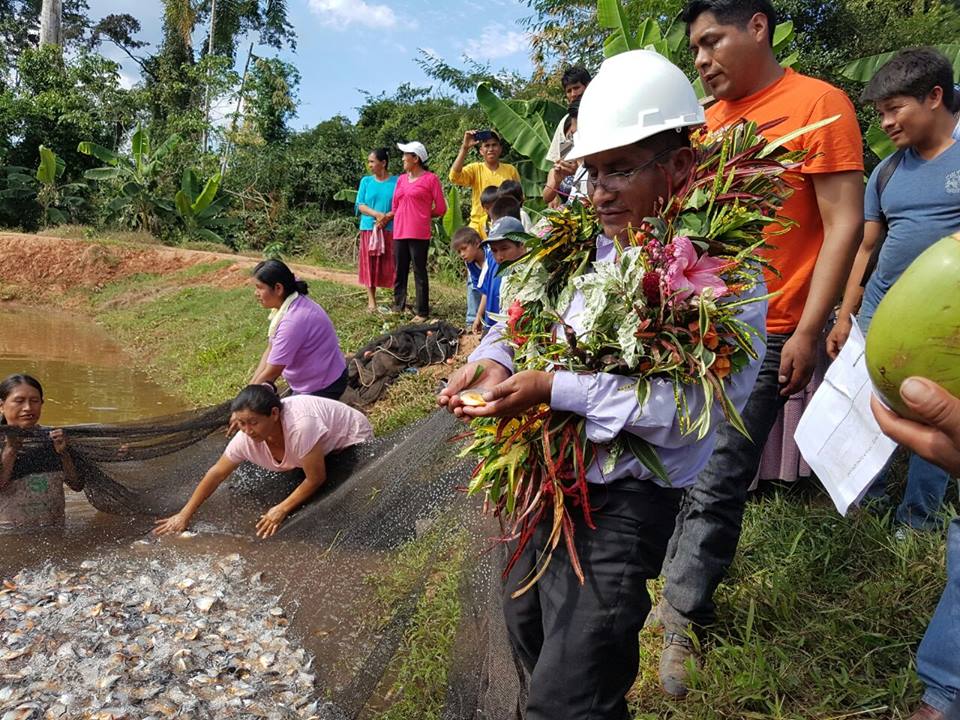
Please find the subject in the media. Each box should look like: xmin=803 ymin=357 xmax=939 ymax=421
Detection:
xmin=393 ymin=238 xmax=429 ymax=316
xmin=503 ymin=479 xmax=683 ymax=720
xmin=297 ymin=367 xmax=349 ymax=401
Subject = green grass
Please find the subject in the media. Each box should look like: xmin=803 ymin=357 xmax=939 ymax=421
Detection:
xmin=369 ymin=521 xmax=468 ymax=720
xmin=87 ymin=262 xmax=468 ymax=430
xmin=631 ymin=487 xmax=949 ymax=720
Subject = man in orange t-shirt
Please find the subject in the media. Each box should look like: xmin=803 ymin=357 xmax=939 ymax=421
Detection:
xmin=654 ymin=0 xmax=864 ymax=698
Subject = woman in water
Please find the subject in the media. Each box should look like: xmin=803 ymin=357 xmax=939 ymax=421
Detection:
xmin=154 ymin=384 xmax=372 ymax=539
xmin=0 ymin=374 xmax=84 ymax=530
xmin=249 ymin=259 xmax=349 ymax=400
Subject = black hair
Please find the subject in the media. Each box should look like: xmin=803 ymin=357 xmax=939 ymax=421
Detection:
xmin=561 ymin=66 xmax=592 ymax=89
xmin=640 ymin=127 xmax=693 ymax=154
xmin=480 ymin=185 xmax=500 ymax=209
xmin=0 ymin=374 xmax=43 ymax=426
xmin=451 ymin=226 xmax=482 ymax=249
xmin=230 ymin=384 xmax=283 ymax=416
xmin=681 ymin=0 xmax=777 ymax=46
xmin=862 ymin=48 xmax=956 ymax=112
xmin=371 ymin=147 xmax=389 ymax=167
xmin=252 ymin=259 xmax=309 ymax=297
xmin=497 ymin=179 xmax=524 ymax=204
xmin=489 ymin=197 xmax=521 ymax=223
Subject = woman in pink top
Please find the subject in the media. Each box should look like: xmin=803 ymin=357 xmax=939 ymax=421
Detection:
xmin=154 ymin=385 xmax=372 ymax=539
xmin=381 ymin=141 xmax=446 ymax=322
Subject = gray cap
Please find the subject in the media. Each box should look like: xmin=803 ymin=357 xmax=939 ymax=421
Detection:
xmin=481 ymin=216 xmax=525 ymax=244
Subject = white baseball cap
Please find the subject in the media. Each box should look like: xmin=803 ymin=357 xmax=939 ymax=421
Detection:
xmin=397 ymin=141 xmax=428 ymax=163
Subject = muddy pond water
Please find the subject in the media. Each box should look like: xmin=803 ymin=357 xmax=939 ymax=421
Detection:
xmin=0 ymin=304 xmax=402 ymax=715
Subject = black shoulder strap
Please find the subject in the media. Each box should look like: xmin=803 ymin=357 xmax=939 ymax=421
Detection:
xmin=860 ymin=149 xmax=906 ymax=287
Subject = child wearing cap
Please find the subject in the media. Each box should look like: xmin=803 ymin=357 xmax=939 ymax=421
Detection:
xmin=478 ymin=215 xmax=528 ymax=330
xmin=450 ymin=130 xmax=520 ymax=239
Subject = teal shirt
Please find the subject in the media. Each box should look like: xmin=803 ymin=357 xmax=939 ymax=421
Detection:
xmin=355 ymin=174 xmax=398 ymax=231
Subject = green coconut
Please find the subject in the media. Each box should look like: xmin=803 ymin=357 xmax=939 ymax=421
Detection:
xmin=865 ymin=232 xmax=960 ymax=420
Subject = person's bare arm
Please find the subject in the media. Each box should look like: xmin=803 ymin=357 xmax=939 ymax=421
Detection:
xmin=49 ymin=429 xmax=83 ymax=491
xmin=778 ymin=170 xmax=863 ymax=395
xmin=256 ymin=443 xmax=327 ymax=538
xmin=472 ymin=294 xmax=488 ymax=334
xmin=0 ymin=435 xmax=20 ymax=491
xmin=250 ymin=345 xmax=272 ymax=383
xmin=154 ymin=454 xmax=239 ymax=535
xmin=826 ymin=220 xmax=885 ymax=358
xmin=450 ymin=131 xmax=478 ymax=181
xmin=251 ymin=361 xmax=284 ymax=386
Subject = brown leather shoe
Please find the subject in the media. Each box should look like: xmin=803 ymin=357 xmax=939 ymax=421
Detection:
xmin=908 ymin=703 xmax=945 ymax=720
xmin=658 ymin=631 xmax=699 ymax=698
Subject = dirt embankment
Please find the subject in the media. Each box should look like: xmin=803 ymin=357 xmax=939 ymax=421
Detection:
xmin=0 ymin=232 xmax=360 ymax=304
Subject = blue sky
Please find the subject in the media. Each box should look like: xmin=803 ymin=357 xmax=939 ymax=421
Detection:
xmin=85 ymin=0 xmax=536 ymax=130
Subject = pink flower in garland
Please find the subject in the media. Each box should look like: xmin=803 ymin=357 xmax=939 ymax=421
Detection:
xmin=663 ymin=236 xmax=728 ymax=302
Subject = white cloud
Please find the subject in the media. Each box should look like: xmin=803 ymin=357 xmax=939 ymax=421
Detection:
xmin=308 ymin=0 xmax=400 ymax=29
xmin=118 ymin=71 xmax=137 ymax=90
xmin=463 ymin=24 xmax=530 ymax=62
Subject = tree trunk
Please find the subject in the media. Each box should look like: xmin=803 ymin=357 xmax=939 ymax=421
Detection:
xmin=38 ymin=0 xmax=63 ymax=48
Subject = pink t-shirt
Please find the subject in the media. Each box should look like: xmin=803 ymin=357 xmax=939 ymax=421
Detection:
xmin=224 ymin=396 xmax=373 ymax=471
xmin=390 ymin=171 xmax=446 ymax=240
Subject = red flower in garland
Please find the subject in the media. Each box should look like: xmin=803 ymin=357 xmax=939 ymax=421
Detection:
xmin=642 ymin=270 xmax=662 ymax=305
xmin=507 ymin=299 xmax=527 ymax=344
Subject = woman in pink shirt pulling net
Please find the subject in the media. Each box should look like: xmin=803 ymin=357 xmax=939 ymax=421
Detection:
xmin=381 ymin=141 xmax=446 ymax=322
xmin=249 ymin=259 xmax=349 ymax=400
xmin=155 ymin=385 xmax=373 ymax=539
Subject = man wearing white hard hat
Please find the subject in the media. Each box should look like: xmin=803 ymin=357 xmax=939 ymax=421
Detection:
xmin=438 ymin=50 xmax=768 ymax=719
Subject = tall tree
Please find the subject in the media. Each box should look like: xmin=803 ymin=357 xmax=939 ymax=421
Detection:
xmin=37 ymin=0 xmax=61 ymax=47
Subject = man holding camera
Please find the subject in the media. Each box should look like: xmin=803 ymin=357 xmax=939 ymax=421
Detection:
xmin=450 ymin=129 xmax=520 ymax=238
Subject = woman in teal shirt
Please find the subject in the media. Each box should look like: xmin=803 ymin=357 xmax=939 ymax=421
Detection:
xmin=355 ymin=148 xmax=399 ymax=312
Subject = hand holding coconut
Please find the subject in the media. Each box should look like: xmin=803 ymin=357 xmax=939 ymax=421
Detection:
xmin=872 ymin=378 xmax=960 ymax=477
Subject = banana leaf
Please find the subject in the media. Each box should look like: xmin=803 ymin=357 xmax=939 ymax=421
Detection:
xmin=333 ymin=188 xmax=357 ymax=203
xmin=598 ymin=0 xmax=636 ymax=57
xmin=191 ymin=173 xmax=221 ymax=214
xmin=84 ymin=167 xmax=123 ymax=181
xmin=866 ymin=123 xmax=897 ymax=160
xmin=842 ymin=44 xmax=960 ymax=83
xmin=477 ymin=83 xmax=554 ymax=172
xmin=77 ymin=142 xmax=120 ymax=166
xmin=442 ymin=186 xmax=464 ymax=239
xmin=772 ymin=21 xmax=794 ymax=55
xmin=36 ymin=146 xmax=61 ymax=186
xmin=174 ymin=190 xmax=193 ymax=222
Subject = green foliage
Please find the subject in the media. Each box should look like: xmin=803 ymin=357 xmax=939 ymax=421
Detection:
xmin=241 ymin=57 xmax=300 ymax=145
xmin=174 ymin=168 xmax=236 ymax=243
xmin=0 ymin=145 xmax=87 ymax=228
xmin=78 ymin=125 xmax=182 ymax=234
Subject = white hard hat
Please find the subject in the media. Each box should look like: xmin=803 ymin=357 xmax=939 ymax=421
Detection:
xmin=567 ymin=50 xmax=704 ymax=160
xmin=397 ymin=141 xmax=428 ymax=163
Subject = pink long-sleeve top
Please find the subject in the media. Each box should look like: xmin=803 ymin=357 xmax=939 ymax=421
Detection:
xmin=390 ymin=171 xmax=446 ymax=240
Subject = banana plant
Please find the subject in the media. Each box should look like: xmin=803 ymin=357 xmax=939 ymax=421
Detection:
xmin=78 ymin=125 xmax=181 ymax=234
xmin=475 ymin=83 xmax=566 ymax=197
xmin=0 ymin=145 xmax=86 ymax=226
xmin=174 ymin=168 xmax=236 ymax=244
xmin=597 ymin=0 xmax=797 ymax=98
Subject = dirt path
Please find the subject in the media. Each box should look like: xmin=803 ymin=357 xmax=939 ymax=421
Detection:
xmin=0 ymin=232 xmax=360 ymax=301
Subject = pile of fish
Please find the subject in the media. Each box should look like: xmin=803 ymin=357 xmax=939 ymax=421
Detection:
xmin=0 ymin=553 xmax=342 ymax=719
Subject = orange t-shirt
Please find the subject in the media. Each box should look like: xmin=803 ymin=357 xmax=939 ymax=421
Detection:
xmin=706 ymin=69 xmax=863 ymax=334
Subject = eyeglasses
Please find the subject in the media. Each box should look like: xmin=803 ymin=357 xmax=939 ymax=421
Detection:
xmin=585 ymin=150 xmax=674 ymax=194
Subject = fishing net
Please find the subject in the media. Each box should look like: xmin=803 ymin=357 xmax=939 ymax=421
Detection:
xmin=0 ymin=322 xmax=525 ymax=719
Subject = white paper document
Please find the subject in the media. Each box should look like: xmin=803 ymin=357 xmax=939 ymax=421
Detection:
xmin=794 ymin=319 xmax=897 ymax=515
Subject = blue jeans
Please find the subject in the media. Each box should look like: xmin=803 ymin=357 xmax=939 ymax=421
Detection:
xmin=864 ymin=455 xmax=952 ymax=530
xmin=466 ymin=284 xmax=482 ymax=324
xmin=918 ymin=517 xmax=960 ymax=714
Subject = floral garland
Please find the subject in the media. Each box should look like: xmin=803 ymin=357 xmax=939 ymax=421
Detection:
xmin=462 ymin=118 xmax=827 ymax=597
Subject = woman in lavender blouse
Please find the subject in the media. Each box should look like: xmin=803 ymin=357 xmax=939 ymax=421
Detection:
xmin=248 ymin=260 xmax=348 ymax=400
